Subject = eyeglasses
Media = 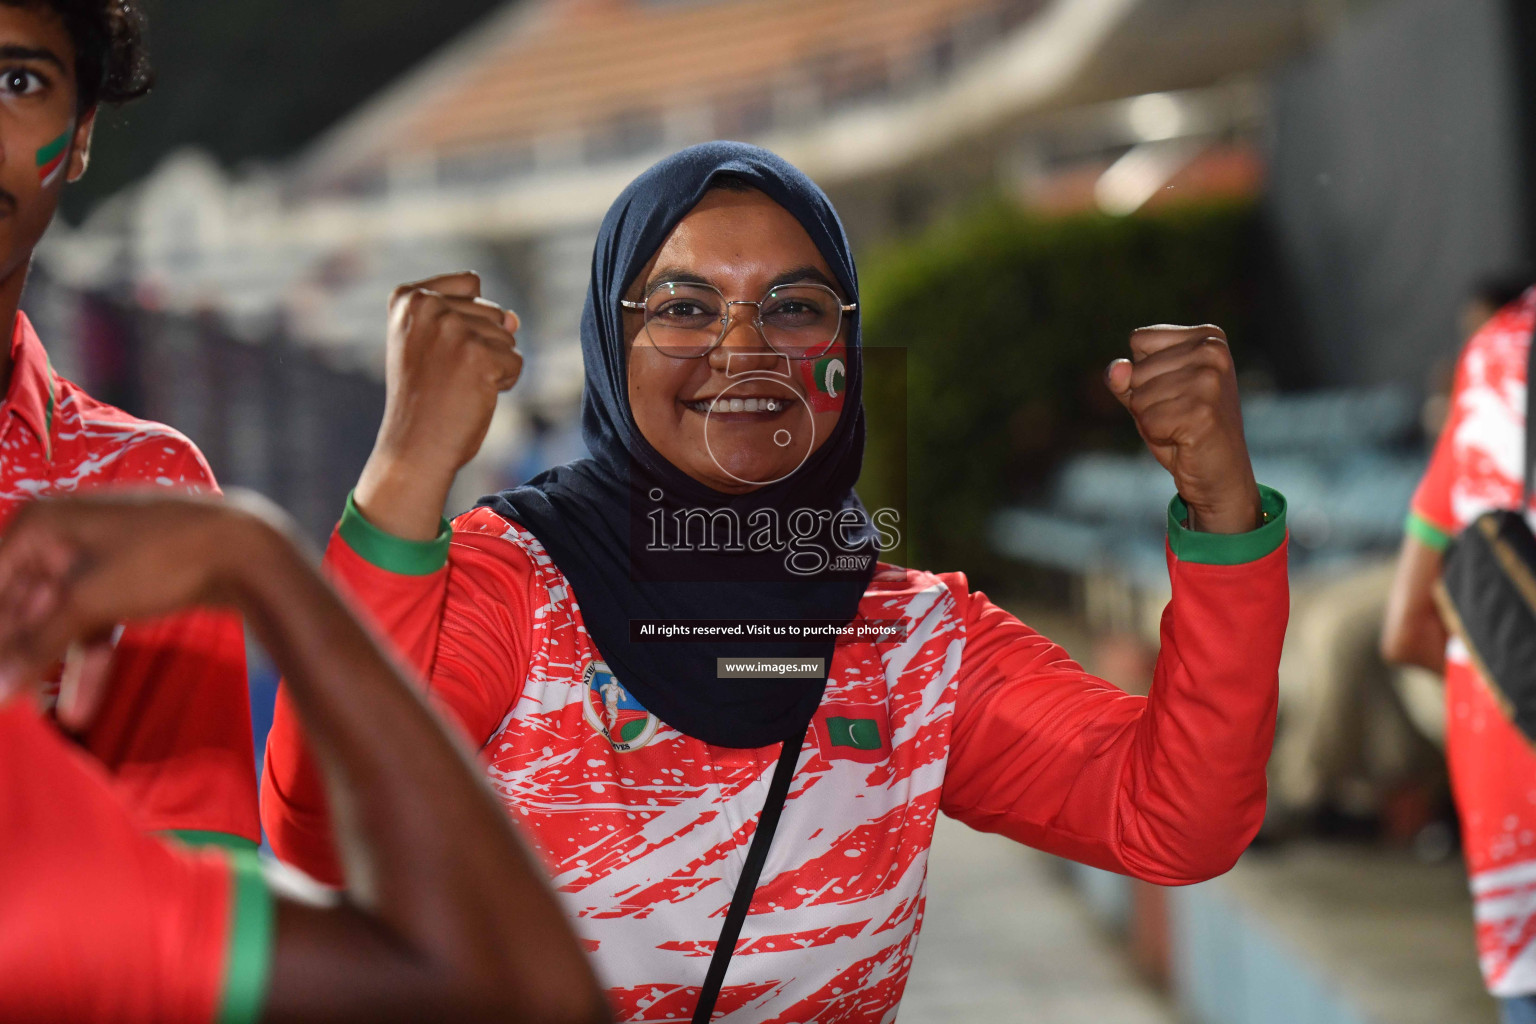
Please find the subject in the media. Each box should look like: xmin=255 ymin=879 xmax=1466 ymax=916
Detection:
xmin=621 ymin=280 xmax=857 ymax=359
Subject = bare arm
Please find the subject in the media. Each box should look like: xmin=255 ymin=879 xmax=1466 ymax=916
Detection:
xmin=1381 ymin=533 xmax=1447 ymax=673
xmin=262 ymin=272 xmax=523 ymax=884
xmin=355 ymin=271 xmax=522 ymax=541
xmin=0 ymin=494 xmax=607 ymax=1024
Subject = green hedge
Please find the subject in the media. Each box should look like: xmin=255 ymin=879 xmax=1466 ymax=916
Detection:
xmin=854 ymin=198 xmax=1264 ymax=582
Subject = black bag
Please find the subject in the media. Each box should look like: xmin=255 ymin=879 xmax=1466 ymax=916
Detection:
xmin=1436 ymin=328 xmax=1536 ymax=740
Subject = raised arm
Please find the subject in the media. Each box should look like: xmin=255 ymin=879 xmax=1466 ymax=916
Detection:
xmin=940 ymin=323 xmax=1288 ymax=882
xmin=261 ymin=505 xmax=538 ymax=883
xmin=261 ymin=270 xmax=524 ymax=881
xmin=0 ymin=493 xmax=606 ymax=1024
xmin=941 ymin=496 xmax=1288 ymax=883
xmin=356 ymin=270 xmax=523 ymax=542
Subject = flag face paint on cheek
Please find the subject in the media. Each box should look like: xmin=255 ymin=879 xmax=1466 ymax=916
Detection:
xmin=36 ymin=127 xmax=71 ymax=187
xmin=800 ymin=344 xmax=847 ymax=413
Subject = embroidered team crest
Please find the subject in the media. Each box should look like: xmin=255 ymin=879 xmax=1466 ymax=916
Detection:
xmin=582 ymin=661 xmax=660 ymax=752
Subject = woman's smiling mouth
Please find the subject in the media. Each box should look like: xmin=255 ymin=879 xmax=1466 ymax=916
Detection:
xmin=682 ymin=396 xmax=789 ymax=415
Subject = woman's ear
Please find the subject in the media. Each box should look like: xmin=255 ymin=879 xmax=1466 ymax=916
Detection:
xmin=65 ymin=108 xmax=97 ymax=184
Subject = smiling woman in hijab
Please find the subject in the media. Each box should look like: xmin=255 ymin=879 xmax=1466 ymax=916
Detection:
xmin=262 ymin=142 xmax=1290 ymax=1024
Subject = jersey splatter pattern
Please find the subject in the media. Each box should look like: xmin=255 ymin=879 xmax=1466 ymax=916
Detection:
xmin=1411 ymin=289 xmax=1536 ymax=996
xmin=476 ymin=519 xmax=960 ymax=1022
xmin=0 ymin=312 xmax=258 ymax=844
xmin=264 ymin=494 xmax=1290 ymax=1023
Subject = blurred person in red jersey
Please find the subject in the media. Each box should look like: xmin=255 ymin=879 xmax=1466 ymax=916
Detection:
xmin=0 ymin=1 xmax=258 ymax=848
xmin=0 ymin=491 xmax=610 ymax=1024
xmin=1384 ymin=280 xmax=1536 ymax=1023
xmin=262 ymin=143 xmax=1292 ymax=1023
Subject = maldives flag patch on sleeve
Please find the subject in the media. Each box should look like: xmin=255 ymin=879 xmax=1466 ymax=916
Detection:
xmin=814 ymin=704 xmax=889 ymax=763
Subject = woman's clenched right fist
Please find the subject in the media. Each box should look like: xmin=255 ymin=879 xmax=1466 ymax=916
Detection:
xmin=355 ymin=272 xmax=523 ymax=541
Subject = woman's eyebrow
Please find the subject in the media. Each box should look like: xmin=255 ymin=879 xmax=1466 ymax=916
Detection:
xmin=768 ymin=266 xmax=838 ymax=291
xmin=645 ymin=267 xmax=711 ymax=291
xmin=643 ymin=265 xmax=841 ymax=293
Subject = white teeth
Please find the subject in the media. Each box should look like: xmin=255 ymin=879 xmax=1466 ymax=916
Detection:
xmin=685 ymin=397 xmax=784 ymax=412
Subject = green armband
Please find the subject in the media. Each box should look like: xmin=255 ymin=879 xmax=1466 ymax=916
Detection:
xmin=337 ymin=490 xmax=451 ymax=575
xmin=1167 ymin=484 xmax=1288 ymax=565
xmin=217 ymin=849 xmax=273 ymax=1024
xmin=1405 ymin=510 xmax=1451 ymax=552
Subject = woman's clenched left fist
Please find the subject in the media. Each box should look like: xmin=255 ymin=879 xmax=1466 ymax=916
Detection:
xmin=1105 ymin=324 xmax=1261 ymax=535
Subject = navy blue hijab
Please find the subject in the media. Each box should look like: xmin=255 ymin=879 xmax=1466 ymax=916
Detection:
xmin=478 ymin=142 xmax=878 ymax=749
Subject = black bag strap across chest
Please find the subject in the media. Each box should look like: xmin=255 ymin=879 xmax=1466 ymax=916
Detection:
xmin=1525 ymin=324 xmax=1536 ymax=509
xmin=691 ymin=721 xmax=807 ymax=1024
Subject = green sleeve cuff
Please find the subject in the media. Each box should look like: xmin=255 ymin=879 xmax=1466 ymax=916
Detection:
xmin=1167 ymin=484 xmax=1288 ymax=566
xmin=217 ymin=849 xmax=274 ymax=1024
xmin=163 ymin=830 xmax=260 ymax=852
xmin=1405 ymin=510 xmax=1452 ymax=552
xmin=337 ymin=490 xmax=451 ymax=576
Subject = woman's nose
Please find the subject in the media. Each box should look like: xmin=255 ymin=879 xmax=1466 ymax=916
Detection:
xmin=709 ymin=306 xmax=782 ymax=372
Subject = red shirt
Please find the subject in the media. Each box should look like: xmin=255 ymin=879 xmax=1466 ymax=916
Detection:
xmin=0 ymin=312 xmax=258 ymax=845
xmin=264 ymin=487 xmax=1289 ymax=1022
xmin=1410 ymin=288 xmax=1536 ymax=995
xmin=0 ymin=701 xmax=271 ymax=1024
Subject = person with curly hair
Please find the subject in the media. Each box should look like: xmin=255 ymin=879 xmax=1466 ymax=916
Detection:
xmin=0 ymin=1 xmax=261 ymax=852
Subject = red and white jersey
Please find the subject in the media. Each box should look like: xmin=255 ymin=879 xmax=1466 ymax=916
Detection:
xmin=264 ymin=491 xmax=1290 ymax=1022
xmin=474 ymin=520 xmax=960 ymax=1021
xmin=0 ymin=312 xmax=258 ymax=845
xmin=1410 ymin=288 xmax=1536 ymax=996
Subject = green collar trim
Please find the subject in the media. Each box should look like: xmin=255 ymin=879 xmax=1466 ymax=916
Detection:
xmin=338 ymin=489 xmax=452 ymax=576
xmin=1167 ymin=484 xmax=1288 ymax=565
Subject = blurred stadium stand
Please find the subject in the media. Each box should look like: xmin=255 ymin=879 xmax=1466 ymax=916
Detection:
xmin=990 ymin=386 xmax=1425 ymax=589
xmin=32 ymin=0 xmax=1316 ymax=512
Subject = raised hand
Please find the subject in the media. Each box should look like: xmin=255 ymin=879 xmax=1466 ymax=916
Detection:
xmin=0 ymin=493 xmax=270 ymax=728
xmin=1105 ymin=324 xmax=1261 ymax=535
xmin=357 ymin=272 xmax=523 ymax=540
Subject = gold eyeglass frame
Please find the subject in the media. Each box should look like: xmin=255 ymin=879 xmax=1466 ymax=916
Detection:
xmin=620 ymin=280 xmax=858 ymax=360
